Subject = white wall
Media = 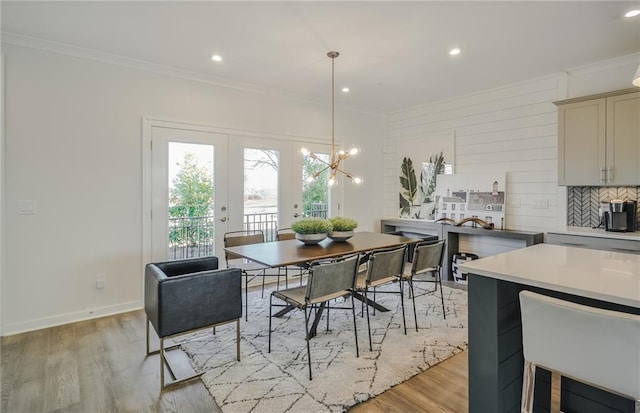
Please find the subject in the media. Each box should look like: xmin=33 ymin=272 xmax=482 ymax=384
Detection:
xmin=1 ymin=44 xmax=383 ymax=335
xmin=383 ymin=54 xmax=639 ymax=257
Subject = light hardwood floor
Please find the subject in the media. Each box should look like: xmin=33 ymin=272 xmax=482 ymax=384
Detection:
xmin=1 ymin=309 xmax=468 ymax=413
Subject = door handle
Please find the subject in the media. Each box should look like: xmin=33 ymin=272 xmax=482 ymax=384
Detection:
xmin=219 ymin=217 xmax=227 ymax=222
xmin=293 ymin=213 xmax=301 ymax=218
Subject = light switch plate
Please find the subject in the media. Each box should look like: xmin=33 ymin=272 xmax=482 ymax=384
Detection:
xmin=18 ymin=200 xmax=37 ymax=215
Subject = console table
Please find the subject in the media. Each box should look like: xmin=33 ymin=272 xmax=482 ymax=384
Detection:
xmin=380 ymin=219 xmax=543 ymax=279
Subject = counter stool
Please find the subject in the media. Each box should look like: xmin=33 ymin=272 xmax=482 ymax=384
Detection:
xmin=519 ymin=291 xmax=640 ymax=413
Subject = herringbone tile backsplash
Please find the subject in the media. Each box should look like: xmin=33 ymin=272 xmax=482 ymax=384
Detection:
xmin=567 ymin=186 xmax=640 ymax=228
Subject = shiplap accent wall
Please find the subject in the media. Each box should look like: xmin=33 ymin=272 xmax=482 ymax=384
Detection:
xmin=383 ymin=75 xmax=565 ymax=257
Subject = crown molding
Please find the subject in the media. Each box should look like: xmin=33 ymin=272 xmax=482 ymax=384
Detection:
xmin=567 ymin=52 xmax=640 ymax=77
xmin=1 ymin=31 xmax=382 ymax=117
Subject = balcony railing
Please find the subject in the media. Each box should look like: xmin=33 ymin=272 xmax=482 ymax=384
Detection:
xmin=168 ymin=204 xmax=327 ymax=259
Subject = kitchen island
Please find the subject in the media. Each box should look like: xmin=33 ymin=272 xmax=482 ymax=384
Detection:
xmin=460 ymin=244 xmax=640 ymax=413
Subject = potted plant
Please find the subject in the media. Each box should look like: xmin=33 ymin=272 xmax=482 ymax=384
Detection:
xmin=291 ymin=217 xmax=333 ymax=245
xmin=328 ymin=216 xmax=358 ymax=241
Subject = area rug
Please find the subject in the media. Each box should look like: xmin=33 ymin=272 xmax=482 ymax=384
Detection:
xmin=181 ymin=283 xmax=468 ymax=412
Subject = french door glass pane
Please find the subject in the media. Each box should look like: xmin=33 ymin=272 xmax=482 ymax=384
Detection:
xmin=168 ymin=142 xmax=215 ymax=258
xmin=244 ymin=148 xmax=279 ymax=241
xmin=302 ymin=153 xmax=330 ymax=218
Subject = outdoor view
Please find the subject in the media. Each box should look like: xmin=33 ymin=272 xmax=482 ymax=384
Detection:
xmin=167 ymin=144 xmax=330 ymax=259
xmin=168 ymin=142 xmax=215 ymax=259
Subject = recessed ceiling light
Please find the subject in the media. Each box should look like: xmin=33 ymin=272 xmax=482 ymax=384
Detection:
xmin=449 ymin=48 xmax=461 ymax=56
xmin=342 ymin=87 xmax=350 ymax=93
xmin=625 ymin=9 xmax=640 ymax=17
xmin=211 ymin=54 xmax=223 ymax=62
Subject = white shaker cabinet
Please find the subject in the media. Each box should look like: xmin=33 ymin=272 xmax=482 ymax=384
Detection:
xmin=556 ymin=89 xmax=640 ymax=186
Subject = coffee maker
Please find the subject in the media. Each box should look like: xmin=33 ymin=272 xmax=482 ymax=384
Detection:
xmin=602 ymin=200 xmax=638 ymax=232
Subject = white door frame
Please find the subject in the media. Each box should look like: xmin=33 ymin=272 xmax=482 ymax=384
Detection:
xmin=141 ymin=117 xmax=334 ymax=268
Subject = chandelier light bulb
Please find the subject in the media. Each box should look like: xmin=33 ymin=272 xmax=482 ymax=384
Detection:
xmin=353 ymin=177 xmax=363 ymax=184
xmin=305 ymin=175 xmax=315 ymax=183
xmin=300 ymin=147 xmax=310 ymax=156
xmin=349 ymin=147 xmax=359 ymax=156
xmin=328 ymin=177 xmax=336 ymax=187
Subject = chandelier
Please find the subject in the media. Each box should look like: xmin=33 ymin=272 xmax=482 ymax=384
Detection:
xmin=301 ymin=51 xmax=362 ymax=187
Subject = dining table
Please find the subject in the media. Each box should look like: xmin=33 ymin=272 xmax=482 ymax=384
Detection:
xmin=223 ymin=231 xmax=421 ymax=337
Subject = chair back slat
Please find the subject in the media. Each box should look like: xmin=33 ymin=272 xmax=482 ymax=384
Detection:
xmin=411 ymin=240 xmax=445 ymax=275
xmin=276 ymin=228 xmax=296 ymax=241
xmin=520 ymin=291 xmax=640 ymax=401
xmin=367 ymin=246 xmax=406 ymax=285
xmin=305 ymin=254 xmax=359 ymax=303
xmin=224 ymin=231 xmax=264 ymax=261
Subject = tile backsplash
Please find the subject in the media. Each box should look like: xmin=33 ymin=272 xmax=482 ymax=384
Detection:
xmin=567 ymin=186 xmax=640 ymax=228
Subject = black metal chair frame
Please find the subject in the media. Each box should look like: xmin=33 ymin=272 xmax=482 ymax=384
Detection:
xmin=354 ymin=245 xmax=408 ymax=351
xmin=276 ymin=227 xmax=309 ymax=287
xmin=267 ymin=253 xmax=361 ymax=380
xmin=404 ymin=240 xmax=447 ymax=325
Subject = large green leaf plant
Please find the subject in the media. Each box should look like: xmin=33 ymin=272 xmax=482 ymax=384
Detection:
xmin=399 ymin=157 xmax=418 ymax=216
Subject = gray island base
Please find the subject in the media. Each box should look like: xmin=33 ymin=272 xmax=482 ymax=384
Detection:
xmin=461 ymin=244 xmax=640 ymax=413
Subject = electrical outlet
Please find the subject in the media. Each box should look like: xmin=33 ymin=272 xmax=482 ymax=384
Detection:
xmin=96 ymin=274 xmax=106 ymax=290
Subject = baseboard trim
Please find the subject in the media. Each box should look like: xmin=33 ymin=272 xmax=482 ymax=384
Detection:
xmin=2 ymin=300 xmax=143 ymax=337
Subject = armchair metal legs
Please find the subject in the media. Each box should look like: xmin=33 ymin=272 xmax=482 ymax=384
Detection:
xmin=146 ymin=317 xmax=241 ymax=390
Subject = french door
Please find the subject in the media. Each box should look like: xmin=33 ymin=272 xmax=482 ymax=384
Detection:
xmin=147 ymin=123 xmax=339 ymax=262
xmin=150 ymin=126 xmax=229 ymax=261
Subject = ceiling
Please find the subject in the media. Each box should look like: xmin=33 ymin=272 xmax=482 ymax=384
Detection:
xmin=2 ymin=1 xmax=639 ymax=113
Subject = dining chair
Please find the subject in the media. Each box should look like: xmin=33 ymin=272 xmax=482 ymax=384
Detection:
xmin=519 ymin=290 xmax=640 ymax=413
xmin=276 ymin=227 xmax=308 ymax=287
xmin=268 ymin=253 xmax=360 ymax=380
xmin=144 ymin=256 xmax=242 ymax=390
xmin=354 ymin=244 xmax=408 ymax=351
xmin=401 ymin=239 xmax=447 ymax=328
xmin=224 ymin=230 xmax=280 ymax=321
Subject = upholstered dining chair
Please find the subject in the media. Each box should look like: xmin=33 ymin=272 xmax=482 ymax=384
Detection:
xmin=276 ymin=227 xmax=308 ymax=287
xmin=144 ymin=256 xmax=242 ymax=390
xmin=401 ymin=239 xmax=447 ymax=328
xmin=268 ymin=253 xmax=360 ymax=380
xmin=224 ymin=230 xmax=280 ymax=320
xmin=354 ymin=245 xmax=408 ymax=350
xmin=519 ymin=290 xmax=640 ymax=413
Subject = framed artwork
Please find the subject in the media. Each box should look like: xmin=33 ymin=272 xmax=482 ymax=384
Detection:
xmin=398 ymin=131 xmax=454 ymax=219
xmin=433 ymin=174 xmax=506 ymax=228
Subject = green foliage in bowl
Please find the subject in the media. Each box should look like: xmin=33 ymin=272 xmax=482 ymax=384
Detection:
xmin=329 ymin=216 xmax=358 ymax=231
xmin=291 ymin=218 xmax=333 ymax=234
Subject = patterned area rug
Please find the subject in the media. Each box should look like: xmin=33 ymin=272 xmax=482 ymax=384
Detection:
xmin=182 ymin=283 xmax=468 ymax=412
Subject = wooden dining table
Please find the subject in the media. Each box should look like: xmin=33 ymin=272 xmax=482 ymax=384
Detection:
xmin=224 ymin=231 xmax=420 ymax=269
xmin=224 ymin=231 xmax=421 ymax=337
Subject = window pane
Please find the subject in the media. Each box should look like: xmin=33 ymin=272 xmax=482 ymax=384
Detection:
xmin=168 ymin=142 xmax=215 ymax=258
xmin=244 ymin=148 xmax=279 ymax=241
xmin=302 ymin=153 xmax=330 ymax=218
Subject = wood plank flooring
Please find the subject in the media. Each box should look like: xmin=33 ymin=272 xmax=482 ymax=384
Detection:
xmin=1 ymin=309 xmax=468 ymax=413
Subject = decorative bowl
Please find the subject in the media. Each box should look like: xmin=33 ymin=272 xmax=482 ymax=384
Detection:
xmin=328 ymin=230 xmax=354 ymax=242
xmin=295 ymin=232 xmax=328 ymax=245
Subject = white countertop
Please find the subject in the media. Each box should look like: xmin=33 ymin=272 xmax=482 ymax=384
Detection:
xmin=459 ymin=244 xmax=640 ymax=308
xmin=548 ymin=226 xmax=640 ymax=241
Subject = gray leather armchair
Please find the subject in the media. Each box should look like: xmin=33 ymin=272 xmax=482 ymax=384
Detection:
xmin=144 ymin=256 xmax=242 ymax=390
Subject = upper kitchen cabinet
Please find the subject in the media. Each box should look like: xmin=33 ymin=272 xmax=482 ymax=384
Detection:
xmin=556 ymin=89 xmax=640 ymax=186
